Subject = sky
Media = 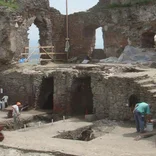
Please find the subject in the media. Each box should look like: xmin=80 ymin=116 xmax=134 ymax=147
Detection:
xmin=28 ymin=0 xmax=104 ymax=49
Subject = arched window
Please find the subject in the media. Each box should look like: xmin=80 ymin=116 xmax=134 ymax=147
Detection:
xmin=27 ymin=23 xmax=40 ymax=64
xmin=95 ymin=27 xmax=104 ymax=49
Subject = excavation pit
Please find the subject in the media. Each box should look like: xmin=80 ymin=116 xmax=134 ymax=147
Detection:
xmin=53 ymin=119 xmax=117 ymax=142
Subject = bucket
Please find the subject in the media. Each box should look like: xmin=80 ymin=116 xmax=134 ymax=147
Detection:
xmin=146 ymin=123 xmax=153 ymax=132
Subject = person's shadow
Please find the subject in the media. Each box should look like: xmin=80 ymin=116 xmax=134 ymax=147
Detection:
xmin=123 ymin=132 xmax=138 ymax=138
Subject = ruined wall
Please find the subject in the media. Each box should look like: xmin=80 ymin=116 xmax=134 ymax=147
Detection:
xmin=0 ymin=71 xmax=36 ymax=107
xmin=0 ymin=66 xmax=156 ymax=120
xmin=0 ymin=0 xmax=53 ymax=64
xmin=92 ymin=73 xmax=156 ymax=120
xmin=1 ymin=0 xmax=156 ymax=63
xmin=0 ymin=7 xmax=14 ymax=64
xmin=51 ymin=1 xmax=156 ymax=58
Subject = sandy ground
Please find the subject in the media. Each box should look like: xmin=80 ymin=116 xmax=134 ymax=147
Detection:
xmin=0 ymin=114 xmax=156 ymax=156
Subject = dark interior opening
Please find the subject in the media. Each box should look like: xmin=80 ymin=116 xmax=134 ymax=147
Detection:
xmin=39 ymin=77 xmax=54 ymax=110
xmin=141 ymin=32 xmax=155 ymax=48
xmin=128 ymin=94 xmax=140 ymax=110
xmin=71 ymin=77 xmax=93 ymax=115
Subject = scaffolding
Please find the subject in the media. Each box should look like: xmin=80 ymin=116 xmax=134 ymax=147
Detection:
xmin=21 ymin=46 xmax=67 ymax=63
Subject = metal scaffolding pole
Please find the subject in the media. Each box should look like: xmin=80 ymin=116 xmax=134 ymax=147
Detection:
xmin=65 ymin=0 xmax=70 ymax=60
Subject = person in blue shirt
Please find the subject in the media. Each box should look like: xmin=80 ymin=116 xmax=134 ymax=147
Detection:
xmin=133 ymin=102 xmax=151 ymax=133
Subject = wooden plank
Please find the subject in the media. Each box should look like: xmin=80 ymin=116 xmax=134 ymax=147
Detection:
xmin=40 ymin=53 xmax=67 ymax=55
xmin=22 ymin=52 xmax=66 ymax=54
xmin=41 ymin=48 xmax=53 ymax=59
xmin=40 ymin=59 xmax=52 ymax=61
xmin=25 ymin=46 xmax=54 ymax=49
xmin=134 ymin=131 xmax=156 ymax=141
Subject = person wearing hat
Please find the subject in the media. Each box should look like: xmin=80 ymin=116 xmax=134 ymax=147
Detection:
xmin=12 ymin=102 xmax=21 ymax=130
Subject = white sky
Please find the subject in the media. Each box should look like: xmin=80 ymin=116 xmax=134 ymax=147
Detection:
xmin=49 ymin=0 xmax=98 ymax=15
xmin=28 ymin=0 xmax=104 ymax=49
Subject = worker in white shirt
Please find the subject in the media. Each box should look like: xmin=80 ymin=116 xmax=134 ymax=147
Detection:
xmin=12 ymin=102 xmax=22 ymax=130
xmin=1 ymin=96 xmax=8 ymax=108
xmin=154 ymin=34 xmax=156 ymax=48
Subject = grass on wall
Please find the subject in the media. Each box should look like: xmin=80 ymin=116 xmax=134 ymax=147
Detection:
xmin=0 ymin=0 xmax=18 ymax=10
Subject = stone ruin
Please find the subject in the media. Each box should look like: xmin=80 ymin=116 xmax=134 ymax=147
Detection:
xmin=0 ymin=63 xmax=156 ymax=121
xmin=0 ymin=0 xmax=156 ymax=63
xmin=0 ymin=0 xmax=156 ymax=120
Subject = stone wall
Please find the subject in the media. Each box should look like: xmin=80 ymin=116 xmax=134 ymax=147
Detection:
xmin=1 ymin=65 xmax=156 ymax=120
xmin=0 ymin=71 xmax=37 ymax=107
xmin=0 ymin=7 xmax=14 ymax=64
xmin=1 ymin=0 xmax=156 ymax=63
xmin=0 ymin=0 xmax=53 ymax=64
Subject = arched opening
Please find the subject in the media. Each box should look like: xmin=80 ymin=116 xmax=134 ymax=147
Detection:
xmin=49 ymin=0 xmax=99 ymax=15
xmin=95 ymin=27 xmax=104 ymax=49
xmin=141 ymin=32 xmax=155 ymax=48
xmin=92 ymin=27 xmax=106 ymax=59
xmin=71 ymin=77 xmax=93 ymax=115
xmin=128 ymin=94 xmax=140 ymax=111
xmin=27 ymin=23 xmax=40 ymax=64
xmin=38 ymin=77 xmax=54 ymax=110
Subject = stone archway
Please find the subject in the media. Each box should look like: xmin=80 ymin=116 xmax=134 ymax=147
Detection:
xmin=11 ymin=15 xmax=52 ymax=61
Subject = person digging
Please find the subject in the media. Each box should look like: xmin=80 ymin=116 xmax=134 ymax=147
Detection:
xmin=133 ymin=102 xmax=151 ymax=133
xmin=12 ymin=102 xmax=22 ymax=130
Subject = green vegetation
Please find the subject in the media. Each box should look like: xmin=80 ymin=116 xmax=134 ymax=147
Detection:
xmin=0 ymin=0 xmax=18 ymax=10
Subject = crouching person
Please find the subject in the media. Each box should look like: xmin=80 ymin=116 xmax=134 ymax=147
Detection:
xmin=133 ymin=102 xmax=151 ymax=133
xmin=12 ymin=102 xmax=22 ymax=130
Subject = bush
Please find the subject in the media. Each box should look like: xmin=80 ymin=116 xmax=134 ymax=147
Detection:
xmin=0 ymin=0 xmax=18 ymax=10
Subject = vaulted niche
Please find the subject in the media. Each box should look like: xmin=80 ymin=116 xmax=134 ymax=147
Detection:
xmin=141 ymin=32 xmax=155 ymax=48
xmin=71 ymin=77 xmax=93 ymax=115
xmin=38 ymin=77 xmax=54 ymax=110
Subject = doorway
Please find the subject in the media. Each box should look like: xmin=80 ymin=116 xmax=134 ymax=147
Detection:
xmin=39 ymin=77 xmax=54 ymax=110
xmin=141 ymin=32 xmax=155 ymax=48
xmin=71 ymin=77 xmax=93 ymax=115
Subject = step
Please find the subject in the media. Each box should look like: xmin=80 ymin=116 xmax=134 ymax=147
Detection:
xmin=148 ymin=89 xmax=156 ymax=94
xmin=141 ymin=84 xmax=156 ymax=88
xmin=135 ymin=78 xmax=153 ymax=85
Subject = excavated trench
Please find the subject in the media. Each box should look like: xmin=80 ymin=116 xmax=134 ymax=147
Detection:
xmin=3 ymin=113 xmax=63 ymax=131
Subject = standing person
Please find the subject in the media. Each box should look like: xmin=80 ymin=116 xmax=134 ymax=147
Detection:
xmin=154 ymin=34 xmax=156 ymax=48
xmin=1 ymin=95 xmax=8 ymax=108
xmin=133 ymin=102 xmax=151 ymax=133
xmin=12 ymin=102 xmax=21 ymax=130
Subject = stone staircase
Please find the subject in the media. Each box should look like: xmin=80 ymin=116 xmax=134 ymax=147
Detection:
xmin=134 ymin=76 xmax=156 ymax=98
